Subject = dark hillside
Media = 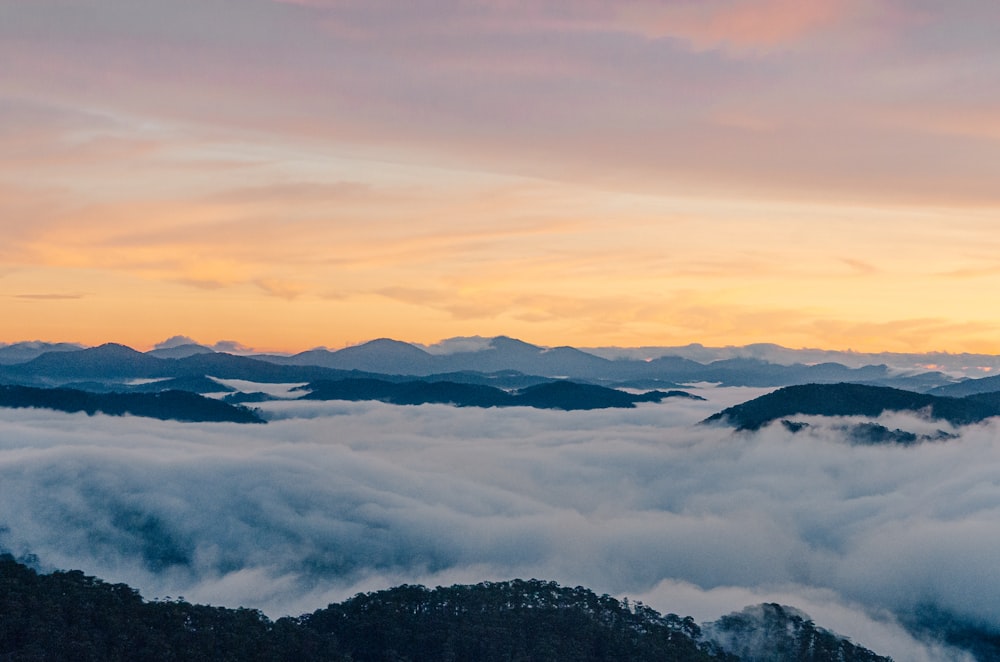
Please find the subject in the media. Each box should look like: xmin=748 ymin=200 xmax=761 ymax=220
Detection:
xmin=11 ymin=343 xmax=164 ymax=379
xmin=0 ymin=556 xmax=896 ymax=662
xmin=303 ymin=579 xmax=726 ymax=662
xmin=703 ymin=383 xmax=1000 ymax=430
xmin=298 ymin=378 xmax=692 ymax=410
xmin=705 ymin=603 xmax=891 ymax=661
xmin=0 ymin=385 xmax=263 ymax=423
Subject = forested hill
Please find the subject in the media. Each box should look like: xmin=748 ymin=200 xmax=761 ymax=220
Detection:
xmin=703 ymin=383 xmax=1000 ymax=430
xmin=0 ymin=384 xmax=264 ymax=424
xmin=0 ymin=555 xmax=893 ymax=661
xmin=298 ymin=377 xmax=699 ymax=410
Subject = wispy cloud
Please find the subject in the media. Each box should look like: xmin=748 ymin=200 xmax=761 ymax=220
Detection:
xmin=12 ymin=293 xmax=85 ymax=300
xmin=254 ymin=278 xmax=307 ymax=300
xmin=610 ymin=0 xmax=863 ymax=52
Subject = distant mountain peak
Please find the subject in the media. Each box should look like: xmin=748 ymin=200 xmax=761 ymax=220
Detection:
xmin=342 ymin=338 xmax=430 ymax=356
xmin=146 ymin=343 xmax=216 ymax=359
xmin=0 ymin=341 xmax=85 ymax=365
xmin=88 ymin=342 xmax=144 ymax=355
xmin=0 ymin=340 xmax=84 ymax=350
xmin=488 ymin=336 xmax=541 ymax=351
xmin=360 ymin=337 xmax=422 ymax=348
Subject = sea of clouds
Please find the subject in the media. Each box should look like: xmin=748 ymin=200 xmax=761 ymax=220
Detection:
xmin=1 ymin=387 xmax=996 ymax=661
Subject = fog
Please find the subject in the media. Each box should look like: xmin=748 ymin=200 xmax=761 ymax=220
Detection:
xmin=0 ymin=388 xmax=995 ymax=660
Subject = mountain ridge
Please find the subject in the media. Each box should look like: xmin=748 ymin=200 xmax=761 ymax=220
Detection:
xmin=703 ymin=383 xmax=1000 ymax=431
xmin=297 ymin=378 xmax=700 ymax=410
xmin=0 ymin=384 xmax=264 ymax=424
xmin=2 ymin=336 xmax=992 ymax=393
xmin=0 ymin=555 xmax=893 ymax=662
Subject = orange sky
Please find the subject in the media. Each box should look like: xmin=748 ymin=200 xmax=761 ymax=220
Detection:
xmin=2 ymin=0 xmax=1000 ymax=353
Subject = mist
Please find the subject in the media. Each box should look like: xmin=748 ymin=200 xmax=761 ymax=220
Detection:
xmin=0 ymin=388 xmax=995 ymax=660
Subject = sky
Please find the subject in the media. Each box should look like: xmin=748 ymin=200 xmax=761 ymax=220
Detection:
xmin=2 ymin=0 xmax=1000 ymax=353
xmin=1 ymin=391 xmax=994 ymax=661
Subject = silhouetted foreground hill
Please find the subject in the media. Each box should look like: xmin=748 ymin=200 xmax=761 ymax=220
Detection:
xmin=0 ymin=385 xmax=263 ymax=424
xmin=703 ymin=383 xmax=1000 ymax=431
xmin=58 ymin=376 xmax=237 ymax=395
xmin=0 ymin=555 xmax=893 ymax=661
xmin=299 ymin=378 xmax=701 ymax=410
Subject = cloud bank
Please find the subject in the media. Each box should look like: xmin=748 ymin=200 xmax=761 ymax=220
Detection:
xmin=0 ymin=390 xmax=995 ymax=660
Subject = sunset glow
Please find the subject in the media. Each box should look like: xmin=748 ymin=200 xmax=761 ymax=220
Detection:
xmin=3 ymin=0 xmax=999 ymax=352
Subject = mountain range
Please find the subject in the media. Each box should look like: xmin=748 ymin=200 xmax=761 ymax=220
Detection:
xmin=0 ymin=336 xmax=974 ymax=391
xmin=8 ymin=336 xmax=1000 ymax=425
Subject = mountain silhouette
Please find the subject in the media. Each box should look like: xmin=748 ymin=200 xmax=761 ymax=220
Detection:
xmin=0 ymin=341 xmax=83 ymax=365
xmin=0 ymin=337 xmax=959 ymax=391
xmin=53 ymin=376 xmax=235 ymax=395
xmin=145 ymin=343 xmax=216 ymax=359
xmin=0 ymin=384 xmax=263 ymax=423
xmin=271 ymin=338 xmax=438 ymax=374
xmin=703 ymin=603 xmax=890 ymax=661
xmin=263 ymin=336 xmax=943 ymax=388
xmin=703 ymin=383 xmax=1000 ymax=430
xmin=930 ymin=374 xmax=1000 ymax=397
xmin=514 ymin=381 xmax=678 ymax=410
xmin=12 ymin=343 xmax=164 ymax=379
xmin=0 ymin=556 xmax=897 ymax=661
xmin=298 ymin=378 xmax=693 ymax=410
xmin=0 ymin=347 xmax=378 ymax=385
xmin=128 ymin=375 xmax=234 ymax=394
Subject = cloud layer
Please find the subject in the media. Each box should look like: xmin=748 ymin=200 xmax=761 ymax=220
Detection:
xmin=0 ymin=389 xmax=996 ymax=659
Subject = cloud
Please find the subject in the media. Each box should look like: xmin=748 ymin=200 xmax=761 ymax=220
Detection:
xmin=270 ymin=0 xmax=860 ymax=53
xmin=839 ymin=258 xmax=880 ymax=276
xmin=154 ymin=335 xmax=199 ymax=349
xmin=254 ymin=278 xmax=307 ymax=300
xmin=0 ymin=391 xmax=998 ymax=660
xmin=419 ymin=336 xmax=495 ymax=355
xmin=610 ymin=0 xmax=863 ymax=53
xmin=212 ymin=339 xmax=255 ymax=354
xmin=8 ymin=0 xmax=998 ymax=211
xmin=12 ymin=293 xmax=85 ymax=300
xmin=633 ymin=580 xmax=975 ymax=662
